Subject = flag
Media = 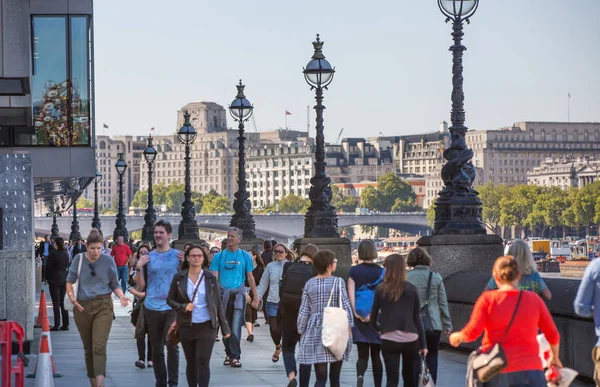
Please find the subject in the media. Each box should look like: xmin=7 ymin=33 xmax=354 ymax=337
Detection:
xmin=568 ymin=92 xmax=571 ymax=98
xmin=150 ymin=127 xmax=155 ymax=132
xmin=103 ymin=123 xmax=109 ymax=129
xmin=285 ymin=110 xmax=292 ymax=115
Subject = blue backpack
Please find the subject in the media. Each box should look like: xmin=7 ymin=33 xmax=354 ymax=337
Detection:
xmin=355 ymin=269 xmax=384 ymax=318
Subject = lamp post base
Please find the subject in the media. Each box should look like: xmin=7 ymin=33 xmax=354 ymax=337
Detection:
xmin=433 ymin=196 xmax=486 ymax=235
xmin=294 ymin=237 xmax=351 ymax=277
xmin=141 ymin=225 xmax=155 ymax=243
xmin=303 ymin=211 xmax=340 ymax=239
xmin=178 ymin=220 xmax=199 ymax=241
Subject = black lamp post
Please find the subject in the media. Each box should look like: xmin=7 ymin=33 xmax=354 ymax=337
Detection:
xmin=113 ymin=153 xmax=129 ymax=240
xmin=48 ymin=204 xmax=61 ymax=240
xmin=69 ymin=198 xmax=82 ymax=243
xmin=91 ymin=170 xmax=102 ymax=234
xmin=177 ymin=111 xmax=199 ymax=240
xmin=228 ymin=80 xmax=256 ymax=239
xmin=433 ymin=0 xmax=485 ymax=235
xmin=302 ymin=34 xmax=338 ymax=238
xmin=142 ymin=135 xmax=157 ymax=242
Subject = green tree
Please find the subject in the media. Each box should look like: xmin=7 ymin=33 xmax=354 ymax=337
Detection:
xmin=166 ymin=183 xmax=185 ymax=213
xmin=360 ymin=185 xmax=380 ymax=211
xmin=391 ymin=197 xmax=420 ymax=213
xmin=477 ymin=183 xmax=509 ymax=234
xmin=130 ymin=189 xmax=148 ymax=208
xmin=331 ymin=186 xmax=359 ymax=213
xmin=426 ymin=204 xmax=436 ymax=227
xmin=278 ymin=194 xmax=310 ymax=213
xmin=500 ymin=185 xmax=540 ymax=237
xmin=376 ymin=173 xmax=416 ymax=212
xmin=192 ymin=192 xmax=204 ymax=213
xmin=201 ymin=193 xmax=231 ymax=214
xmin=77 ymin=197 xmax=94 ymax=209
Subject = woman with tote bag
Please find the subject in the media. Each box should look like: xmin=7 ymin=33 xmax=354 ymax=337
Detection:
xmin=297 ymin=250 xmax=354 ymax=387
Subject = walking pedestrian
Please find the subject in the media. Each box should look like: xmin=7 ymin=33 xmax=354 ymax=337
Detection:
xmin=46 ymin=237 xmax=70 ymax=331
xmin=66 ymin=229 xmax=130 ymax=387
xmin=111 ymin=236 xmax=133 ymax=294
xmin=279 ymin=244 xmax=318 ymax=387
xmin=347 ymin=240 xmax=383 ymax=387
xmin=484 ymin=239 xmax=552 ymax=300
xmin=406 ymin=247 xmax=452 ymax=384
xmin=574 ymin=255 xmax=600 ymax=385
xmin=297 ymin=250 xmax=354 ymax=387
xmin=129 ymin=243 xmax=153 ymax=369
xmin=371 ymin=254 xmax=426 ymax=387
xmin=209 ymin=246 xmax=222 ymax=341
xmin=209 ymin=227 xmax=258 ymax=368
xmin=245 ymin=248 xmax=265 ymax=342
xmin=135 ymin=220 xmax=183 ymax=387
xmin=167 ymin=245 xmax=231 ymax=387
xmin=37 ymin=235 xmax=53 ymax=283
xmin=253 ymin=243 xmax=293 ymax=363
xmin=262 ymin=240 xmax=274 ymax=265
xmin=450 ymin=256 xmax=562 ymax=387
xmin=72 ymin=238 xmax=87 ymax=256
xmin=101 ymin=240 xmax=111 ymax=256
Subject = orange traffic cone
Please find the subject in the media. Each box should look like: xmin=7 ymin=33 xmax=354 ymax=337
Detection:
xmin=27 ymin=311 xmax=63 ymax=379
xmin=34 ymin=290 xmax=48 ymax=328
xmin=34 ymin=335 xmax=54 ymax=387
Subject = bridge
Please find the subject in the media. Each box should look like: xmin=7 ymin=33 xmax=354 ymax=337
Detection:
xmin=35 ymin=212 xmax=430 ymax=241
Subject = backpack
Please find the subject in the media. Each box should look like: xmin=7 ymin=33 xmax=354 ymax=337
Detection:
xmin=355 ymin=269 xmax=384 ymax=318
xmin=280 ymin=261 xmax=315 ymax=310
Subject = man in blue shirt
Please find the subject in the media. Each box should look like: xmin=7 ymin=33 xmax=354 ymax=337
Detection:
xmin=37 ymin=235 xmax=53 ymax=283
xmin=210 ymin=227 xmax=258 ymax=368
xmin=136 ymin=220 xmax=183 ymax=387
xmin=574 ymin=258 xmax=600 ymax=385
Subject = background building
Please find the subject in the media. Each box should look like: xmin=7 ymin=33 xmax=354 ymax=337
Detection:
xmin=527 ymin=156 xmax=600 ymax=189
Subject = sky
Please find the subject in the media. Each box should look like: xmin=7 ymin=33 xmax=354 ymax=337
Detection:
xmin=93 ymin=0 xmax=600 ymax=143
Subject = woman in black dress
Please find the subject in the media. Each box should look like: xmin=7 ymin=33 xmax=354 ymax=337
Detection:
xmin=46 ymin=237 xmax=70 ymax=331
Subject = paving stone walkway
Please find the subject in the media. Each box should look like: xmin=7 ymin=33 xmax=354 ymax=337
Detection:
xmin=23 ymin=287 xmax=593 ymax=387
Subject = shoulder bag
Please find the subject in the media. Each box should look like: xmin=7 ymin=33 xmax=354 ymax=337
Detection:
xmin=64 ymin=253 xmax=84 ymax=312
xmin=420 ymin=271 xmax=435 ymax=332
xmin=322 ymin=278 xmax=350 ymax=361
xmin=470 ymin=290 xmax=523 ymax=383
xmin=167 ymin=271 xmax=205 ymax=346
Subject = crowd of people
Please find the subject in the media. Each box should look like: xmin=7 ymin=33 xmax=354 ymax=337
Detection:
xmin=39 ymin=220 xmax=600 ymax=387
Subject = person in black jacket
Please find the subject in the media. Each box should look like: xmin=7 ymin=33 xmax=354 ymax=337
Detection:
xmin=167 ymin=245 xmax=231 ymax=387
xmin=371 ymin=254 xmax=427 ymax=387
xmin=45 ymin=237 xmax=70 ymax=331
xmin=37 ymin=235 xmax=54 ymax=283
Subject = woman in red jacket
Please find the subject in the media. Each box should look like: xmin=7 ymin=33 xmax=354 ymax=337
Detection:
xmin=449 ymin=256 xmax=562 ymax=387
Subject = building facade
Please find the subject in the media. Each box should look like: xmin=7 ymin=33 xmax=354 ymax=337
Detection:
xmin=527 ymin=157 xmax=600 ymax=189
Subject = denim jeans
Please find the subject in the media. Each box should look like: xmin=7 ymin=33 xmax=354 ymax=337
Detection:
xmin=484 ymin=370 xmax=546 ymax=387
xmin=223 ymin=296 xmax=245 ymax=360
xmin=116 ymin=265 xmax=128 ymax=294
xmin=282 ymin=327 xmax=311 ymax=387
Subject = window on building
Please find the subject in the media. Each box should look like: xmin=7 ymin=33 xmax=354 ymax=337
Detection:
xmin=30 ymin=16 xmax=92 ymax=146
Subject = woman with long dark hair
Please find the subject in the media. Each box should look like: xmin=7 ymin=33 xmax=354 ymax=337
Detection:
xmin=245 ymin=248 xmax=265 ymax=342
xmin=167 ymin=245 xmax=231 ymax=387
xmin=371 ymin=254 xmax=426 ymax=387
xmin=46 ymin=237 xmax=70 ymax=331
xmin=129 ymin=243 xmax=153 ymax=369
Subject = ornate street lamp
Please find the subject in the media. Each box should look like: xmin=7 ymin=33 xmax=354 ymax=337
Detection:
xmin=142 ymin=135 xmax=157 ymax=242
xmin=91 ymin=170 xmax=102 ymax=234
xmin=433 ymin=0 xmax=485 ymax=234
xmin=177 ymin=111 xmax=199 ymax=240
xmin=69 ymin=198 xmax=82 ymax=243
xmin=47 ymin=204 xmax=61 ymax=240
xmin=228 ymin=80 xmax=256 ymax=239
xmin=113 ymin=153 xmax=129 ymax=240
xmin=302 ymin=34 xmax=338 ymax=238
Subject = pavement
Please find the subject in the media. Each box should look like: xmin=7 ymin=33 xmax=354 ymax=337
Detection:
xmin=22 ymin=285 xmax=594 ymax=387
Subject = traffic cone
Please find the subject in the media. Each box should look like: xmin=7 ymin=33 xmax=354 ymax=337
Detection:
xmin=27 ymin=311 xmax=63 ymax=378
xmin=34 ymin=335 xmax=54 ymax=387
xmin=34 ymin=290 xmax=48 ymax=328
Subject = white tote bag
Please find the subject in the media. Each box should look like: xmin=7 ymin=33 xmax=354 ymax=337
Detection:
xmin=64 ymin=254 xmax=83 ymax=312
xmin=321 ymin=278 xmax=349 ymax=361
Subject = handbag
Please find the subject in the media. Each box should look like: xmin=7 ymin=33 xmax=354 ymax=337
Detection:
xmin=470 ymin=291 xmax=523 ymax=383
xmin=355 ymin=269 xmax=384 ymax=318
xmin=419 ymin=355 xmax=435 ymax=387
xmin=167 ymin=271 xmax=204 ymax=346
xmin=420 ymin=271 xmax=435 ymax=332
xmin=322 ymin=278 xmax=350 ymax=361
xmin=64 ymin=253 xmax=83 ymax=312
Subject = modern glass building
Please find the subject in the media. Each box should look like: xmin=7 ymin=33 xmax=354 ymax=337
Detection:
xmin=0 ymin=0 xmax=96 ymax=209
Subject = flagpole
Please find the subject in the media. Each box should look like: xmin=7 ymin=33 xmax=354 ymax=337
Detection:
xmin=307 ymin=105 xmax=310 ymax=138
xmin=285 ymin=110 xmax=288 ymax=130
xmin=568 ymin=93 xmax=571 ymax=123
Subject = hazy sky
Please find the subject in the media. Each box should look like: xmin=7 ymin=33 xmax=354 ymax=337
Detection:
xmin=93 ymin=0 xmax=600 ymax=143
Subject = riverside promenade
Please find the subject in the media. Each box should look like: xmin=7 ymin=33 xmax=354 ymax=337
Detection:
xmin=24 ymin=286 xmax=593 ymax=387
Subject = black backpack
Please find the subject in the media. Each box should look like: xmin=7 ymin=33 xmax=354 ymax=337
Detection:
xmin=280 ymin=261 xmax=315 ymax=310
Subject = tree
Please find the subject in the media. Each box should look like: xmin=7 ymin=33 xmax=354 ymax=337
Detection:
xmin=331 ymin=186 xmax=359 ymax=213
xmin=77 ymin=197 xmax=94 ymax=209
xmin=477 ymin=183 xmax=508 ymax=234
xmin=192 ymin=192 xmax=204 ymax=213
xmin=278 ymin=194 xmax=310 ymax=213
xmin=200 ymin=192 xmax=231 ymax=214
xmin=426 ymin=204 xmax=436 ymax=227
xmin=391 ymin=197 xmax=420 ymax=213
xmin=360 ymin=185 xmax=380 ymax=211
xmin=130 ymin=189 xmax=148 ymax=208
xmin=376 ymin=173 xmax=416 ymax=212
xmin=165 ymin=183 xmax=185 ymax=213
